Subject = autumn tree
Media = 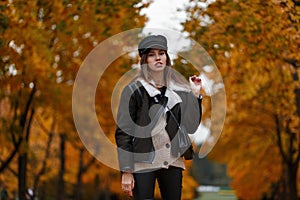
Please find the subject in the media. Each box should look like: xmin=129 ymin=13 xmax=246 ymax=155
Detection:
xmin=183 ymin=0 xmax=300 ymax=199
xmin=0 ymin=0 xmax=149 ymax=199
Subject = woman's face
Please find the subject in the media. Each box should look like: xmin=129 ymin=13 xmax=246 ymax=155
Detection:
xmin=146 ymin=48 xmax=167 ymax=73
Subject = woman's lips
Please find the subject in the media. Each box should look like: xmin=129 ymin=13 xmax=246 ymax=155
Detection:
xmin=155 ymin=62 xmax=164 ymax=66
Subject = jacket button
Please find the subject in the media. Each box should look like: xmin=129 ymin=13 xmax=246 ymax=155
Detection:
xmin=165 ymin=143 xmax=170 ymax=148
xmin=163 ymin=161 xmax=168 ymax=166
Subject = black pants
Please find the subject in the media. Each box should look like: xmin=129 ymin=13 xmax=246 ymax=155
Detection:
xmin=133 ymin=166 xmax=183 ymax=200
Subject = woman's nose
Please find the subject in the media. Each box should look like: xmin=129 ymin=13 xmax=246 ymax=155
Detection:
xmin=155 ymin=54 xmax=161 ymax=60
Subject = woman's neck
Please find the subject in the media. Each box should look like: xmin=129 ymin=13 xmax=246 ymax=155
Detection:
xmin=149 ymin=71 xmax=164 ymax=87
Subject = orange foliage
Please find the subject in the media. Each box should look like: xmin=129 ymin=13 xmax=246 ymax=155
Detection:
xmin=0 ymin=0 xmax=149 ymax=198
xmin=184 ymin=0 xmax=300 ymax=199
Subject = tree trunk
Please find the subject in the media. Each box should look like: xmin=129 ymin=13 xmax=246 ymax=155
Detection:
xmin=18 ymin=108 xmax=35 ymax=200
xmin=1 ymin=84 xmax=36 ymax=173
xmin=283 ymin=161 xmax=298 ymax=200
xmin=74 ymin=148 xmax=84 ymax=200
xmin=93 ymin=174 xmax=101 ymax=200
xmin=74 ymin=148 xmax=96 ymax=200
xmin=285 ymin=61 xmax=300 ymax=200
xmin=57 ymin=133 xmax=66 ymax=200
xmin=32 ymin=115 xmax=55 ymax=199
xmin=18 ymin=153 xmax=27 ymax=200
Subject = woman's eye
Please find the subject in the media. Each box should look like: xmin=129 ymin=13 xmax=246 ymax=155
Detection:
xmin=159 ymin=52 xmax=165 ymax=55
xmin=148 ymin=53 xmax=154 ymax=57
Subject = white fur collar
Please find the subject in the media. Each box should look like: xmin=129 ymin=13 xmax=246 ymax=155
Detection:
xmin=137 ymin=79 xmax=190 ymax=109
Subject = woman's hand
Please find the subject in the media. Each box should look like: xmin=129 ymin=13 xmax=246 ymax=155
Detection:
xmin=189 ymin=75 xmax=202 ymax=97
xmin=121 ymin=172 xmax=135 ymax=197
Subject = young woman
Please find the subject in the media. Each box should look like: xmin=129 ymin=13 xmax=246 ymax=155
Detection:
xmin=115 ymin=35 xmax=202 ymax=200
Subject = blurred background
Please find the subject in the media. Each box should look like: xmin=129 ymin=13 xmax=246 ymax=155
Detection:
xmin=0 ymin=0 xmax=299 ymax=200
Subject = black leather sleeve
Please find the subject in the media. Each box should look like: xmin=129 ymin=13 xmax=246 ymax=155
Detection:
xmin=115 ymin=85 xmax=138 ymax=171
